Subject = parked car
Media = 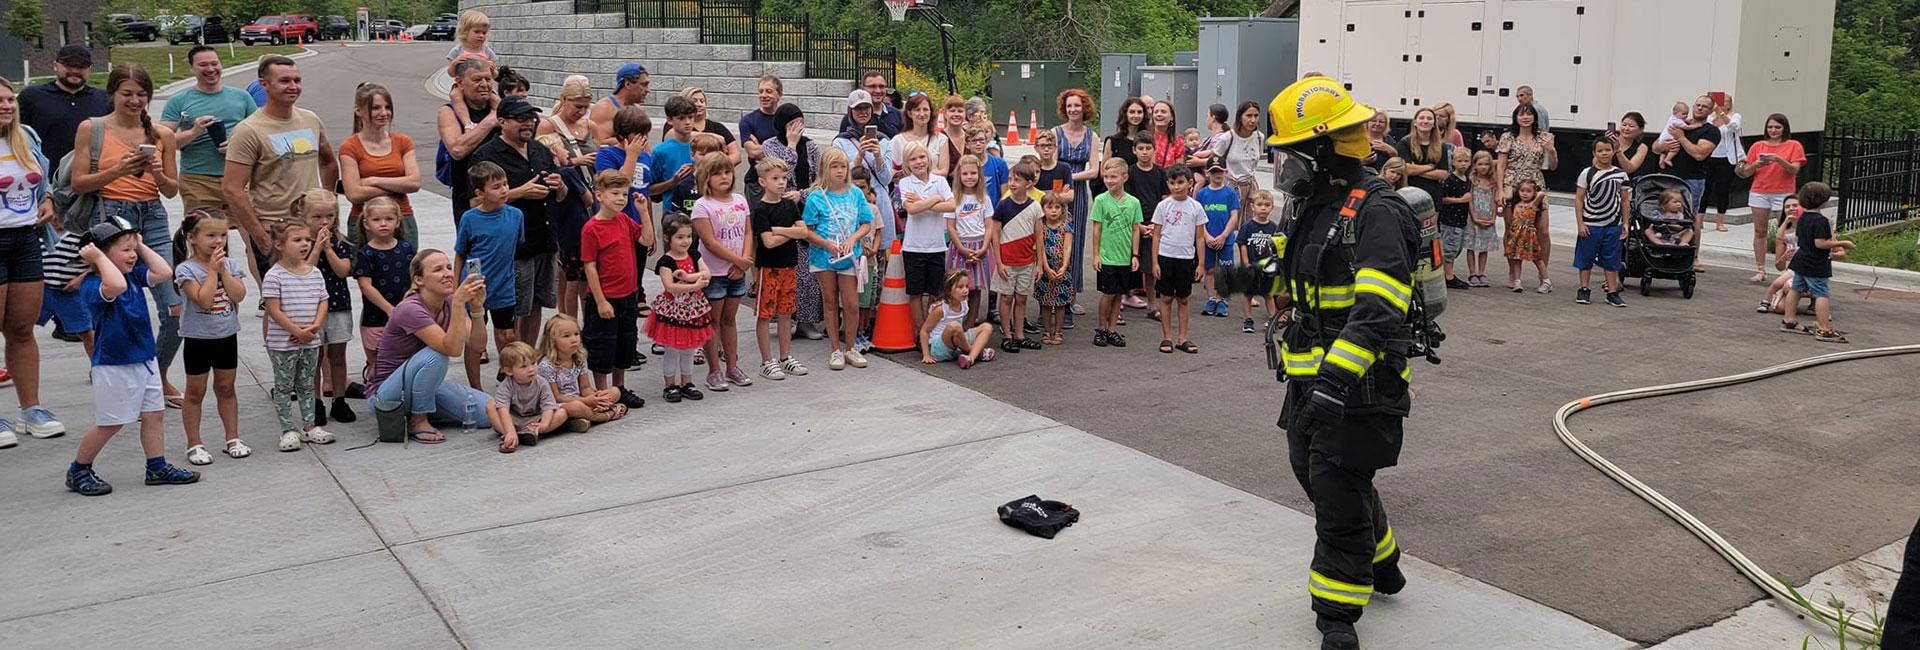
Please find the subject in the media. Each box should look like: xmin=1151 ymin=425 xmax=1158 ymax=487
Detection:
xmin=421 ymin=15 xmax=458 ymax=41
xmin=403 ymin=24 xmax=430 ymax=40
xmin=370 ymin=19 xmax=406 ymax=39
xmin=166 ymin=15 xmax=233 ymax=45
xmin=108 ymin=14 xmax=160 ymax=42
xmin=239 ymin=14 xmax=318 ymax=45
xmin=321 ymin=15 xmax=352 ymax=40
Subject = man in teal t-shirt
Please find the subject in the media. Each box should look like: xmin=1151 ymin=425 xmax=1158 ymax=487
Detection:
xmin=160 ymin=44 xmax=256 ymax=213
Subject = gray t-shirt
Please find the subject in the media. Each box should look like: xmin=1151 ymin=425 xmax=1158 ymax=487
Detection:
xmin=492 ymin=374 xmax=560 ymax=428
xmin=173 ymin=258 xmax=248 ymax=339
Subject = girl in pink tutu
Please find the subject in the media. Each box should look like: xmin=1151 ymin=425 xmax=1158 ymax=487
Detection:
xmin=646 ymin=213 xmax=714 ymax=403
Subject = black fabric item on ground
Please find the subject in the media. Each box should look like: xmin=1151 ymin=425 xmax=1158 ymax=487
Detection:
xmin=997 ymin=495 xmax=1080 ymax=539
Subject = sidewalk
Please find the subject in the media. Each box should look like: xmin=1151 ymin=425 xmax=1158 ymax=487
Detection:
xmin=0 ymin=190 xmax=1637 ymax=648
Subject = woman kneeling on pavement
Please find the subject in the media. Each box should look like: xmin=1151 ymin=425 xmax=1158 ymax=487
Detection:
xmin=365 ymin=249 xmax=492 ymax=444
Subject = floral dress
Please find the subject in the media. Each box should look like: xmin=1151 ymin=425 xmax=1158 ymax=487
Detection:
xmin=1035 ymin=221 xmax=1074 ymax=307
xmin=1497 ymin=132 xmax=1548 ymax=197
xmin=1503 ymin=201 xmax=1544 ymax=262
xmin=1466 ymin=185 xmax=1502 ymax=252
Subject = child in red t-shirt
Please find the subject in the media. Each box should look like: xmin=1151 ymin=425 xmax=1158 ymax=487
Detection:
xmin=579 ymin=170 xmax=654 ymax=404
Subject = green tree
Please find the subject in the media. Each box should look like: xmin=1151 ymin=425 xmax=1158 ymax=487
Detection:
xmin=1828 ymin=0 xmax=1920 ymax=128
xmin=92 ymin=7 xmax=130 ymax=46
xmin=4 ymin=0 xmax=44 ymax=47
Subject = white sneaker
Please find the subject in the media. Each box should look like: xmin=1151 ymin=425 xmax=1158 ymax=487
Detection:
xmin=278 ymin=430 xmax=303 ymax=452
xmin=0 ymin=423 xmax=17 ymax=449
xmin=828 ymin=350 xmax=846 ymax=371
xmin=760 ymin=360 xmax=787 ymax=380
xmin=781 ymin=357 xmax=809 ymax=376
xmin=1536 ymin=279 xmax=1553 ymax=294
xmin=845 ymin=348 xmax=869 ymax=368
xmin=302 ymin=427 xmax=336 ymax=445
xmin=185 ymin=444 xmax=213 ymax=466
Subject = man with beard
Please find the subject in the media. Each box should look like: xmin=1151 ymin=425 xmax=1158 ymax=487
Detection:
xmin=19 ymin=45 xmax=110 ymax=164
xmin=223 ymin=55 xmax=339 ymax=276
xmin=470 ymin=97 xmax=566 ymax=354
xmin=438 ymin=56 xmax=503 ymax=221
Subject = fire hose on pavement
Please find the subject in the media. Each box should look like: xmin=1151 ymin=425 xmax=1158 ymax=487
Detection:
xmin=1553 ymin=344 xmax=1920 ymax=641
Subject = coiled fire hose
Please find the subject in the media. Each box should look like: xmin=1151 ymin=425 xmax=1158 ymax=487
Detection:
xmin=1554 ymin=344 xmax=1920 ymax=640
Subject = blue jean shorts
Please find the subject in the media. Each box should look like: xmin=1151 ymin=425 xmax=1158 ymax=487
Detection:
xmin=1572 ymin=226 xmax=1624 ymax=271
xmin=1790 ymin=273 xmax=1830 ymax=299
xmin=704 ymin=273 xmax=750 ymax=301
xmin=928 ymin=324 xmax=978 ymax=362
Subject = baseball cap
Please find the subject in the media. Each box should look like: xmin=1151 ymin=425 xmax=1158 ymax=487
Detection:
xmin=846 ymin=89 xmax=874 ymax=109
xmin=616 ymin=63 xmax=647 ymax=86
xmin=497 ymin=96 xmax=542 ymax=119
xmin=55 ymin=45 xmax=93 ymax=67
xmin=1207 ymin=162 xmax=1227 ymax=172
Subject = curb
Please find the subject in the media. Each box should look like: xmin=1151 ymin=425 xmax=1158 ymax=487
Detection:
xmin=426 ymin=68 xmax=452 ymax=100
xmin=153 ymin=45 xmax=318 ymax=98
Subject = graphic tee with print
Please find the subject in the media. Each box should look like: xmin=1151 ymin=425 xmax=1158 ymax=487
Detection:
xmin=1153 ymin=196 xmax=1207 ymax=259
xmin=174 ymin=257 xmax=249 ymax=339
xmin=691 ymin=194 xmax=753 ymax=276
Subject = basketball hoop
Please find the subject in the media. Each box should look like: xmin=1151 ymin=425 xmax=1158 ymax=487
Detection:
xmin=885 ymin=0 xmax=912 ymax=22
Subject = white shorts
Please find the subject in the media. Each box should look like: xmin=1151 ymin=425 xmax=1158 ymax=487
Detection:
xmin=321 ymin=311 xmax=355 ymax=345
xmin=1749 ymin=192 xmax=1792 ymax=212
xmin=92 ymin=361 xmax=164 ymax=426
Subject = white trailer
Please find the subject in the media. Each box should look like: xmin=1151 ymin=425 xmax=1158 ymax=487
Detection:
xmin=1296 ymin=0 xmax=1836 ymax=133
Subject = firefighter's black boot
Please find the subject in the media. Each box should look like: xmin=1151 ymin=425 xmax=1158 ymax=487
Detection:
xmin=1374 ymin=562 xmax=1406 ymax=596
xmin=1318 ymin=618 xmax=1359 ymax=650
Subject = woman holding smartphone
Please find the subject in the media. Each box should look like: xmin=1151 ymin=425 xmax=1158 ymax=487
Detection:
xmin=71 ymin=63 xmax=184 ymax=407
xmin=1737 ymin=113 xmax=1806 ymax=283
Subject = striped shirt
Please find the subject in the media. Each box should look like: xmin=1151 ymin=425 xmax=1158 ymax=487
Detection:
xmin=42 ymin=230 xmax=87 ymax=289
xmin=1576 ymin=166 xmax=1629 ymax=227
xmin=261 ymin=264 xmax=327 ymax=350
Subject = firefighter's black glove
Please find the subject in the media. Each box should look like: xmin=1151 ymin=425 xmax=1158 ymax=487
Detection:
xmin=1300 ymin=380 xmax=1348 ymax=430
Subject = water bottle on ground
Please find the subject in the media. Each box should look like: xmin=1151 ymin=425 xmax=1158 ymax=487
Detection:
xmin=462 ymin=390 xmax=477 ymax=435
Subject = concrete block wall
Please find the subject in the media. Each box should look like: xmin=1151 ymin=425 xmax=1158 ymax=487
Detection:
xmin=460 ymin=0 xmax=852 ymax=124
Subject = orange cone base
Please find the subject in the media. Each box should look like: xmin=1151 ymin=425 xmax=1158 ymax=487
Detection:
xmin=870 ymin=302 xmax=919 ymax=354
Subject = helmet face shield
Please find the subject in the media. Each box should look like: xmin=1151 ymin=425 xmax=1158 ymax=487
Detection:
xmin=1271 ymin=148 xmax=1317 ymax=200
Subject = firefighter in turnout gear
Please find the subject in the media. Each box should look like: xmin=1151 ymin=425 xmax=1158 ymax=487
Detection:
xmin=1267 ymin=77 xmax=1421 ymax=650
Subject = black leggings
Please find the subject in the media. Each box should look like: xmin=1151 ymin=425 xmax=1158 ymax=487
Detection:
xmin=1702 ymin=156 xmax=1738 ymax=213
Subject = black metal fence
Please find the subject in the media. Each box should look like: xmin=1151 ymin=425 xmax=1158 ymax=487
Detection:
xmin=574 ymin=0 xmax=895 ymax=85
xmin=1825 ymin=125 xmax=1920 ymax=231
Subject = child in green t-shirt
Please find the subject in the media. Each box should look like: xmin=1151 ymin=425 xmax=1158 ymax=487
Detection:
xmin=1086 ymin=158 xmax=1142 ymax=348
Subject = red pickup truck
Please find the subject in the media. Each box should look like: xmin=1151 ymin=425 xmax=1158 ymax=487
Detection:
xmin=239 ymin=14 xmax=318 ymax=45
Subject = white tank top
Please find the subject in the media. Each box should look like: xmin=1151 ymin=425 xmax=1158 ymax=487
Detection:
xmin=932 ymin=299 xmax=967 ymax=336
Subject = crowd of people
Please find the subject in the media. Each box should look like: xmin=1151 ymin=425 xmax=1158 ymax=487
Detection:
xmin=0 ymin=10 xmax=1851 ymax=495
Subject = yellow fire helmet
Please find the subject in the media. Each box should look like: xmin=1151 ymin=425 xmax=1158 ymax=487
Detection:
xmin=1267 ymin=76 xmax=1377 ymax=147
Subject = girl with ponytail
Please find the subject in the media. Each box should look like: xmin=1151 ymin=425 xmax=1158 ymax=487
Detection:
xmin=71 ymin=62 xmax=186 ymax=408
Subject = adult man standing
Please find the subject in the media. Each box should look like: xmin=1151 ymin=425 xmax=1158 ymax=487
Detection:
xmin=739 ymin=75 xmax=784 ymax=197
xmin=223 ymin=55 xmax=338 ymax=276
xmin=437 ymin=56 xmax=501 ymax=221
xmin=162 ymin=45 xmax=256 ymax=214
xmin=1657 ymin=94 xmax=1721 ymax=210
xmin=1516 ymin=85 xmax=1550 ymax=132
xmin=1266 ymin=76 xmax=1422 ymax=650
xmin=589 ymin=63 xmax=651 ymax=145
xmin=837 ymin=71 xmax=900 ymax=138
xmin=471 ymin=97 xmax=566 ymax=351
xmin=18 ymin=45 xmax=110 ymax=164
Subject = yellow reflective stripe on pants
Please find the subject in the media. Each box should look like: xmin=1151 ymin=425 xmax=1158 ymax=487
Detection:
xmin=1373 ymin=526 xmax=1397 ymax=563
xmin=1354 ymin=268 xmax=1412 ymax=313
xmin=1282 ymin=345 xmax=1324 ymax=377
xmin=1325 ymin=339 xmax=1377 ymax=376
xmin=1308 ymin=570 xmax=1373 ymax=606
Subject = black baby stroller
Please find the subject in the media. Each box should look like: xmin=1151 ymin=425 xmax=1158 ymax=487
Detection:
xmin=1623 ymin=173 xmax=1699 ymax=299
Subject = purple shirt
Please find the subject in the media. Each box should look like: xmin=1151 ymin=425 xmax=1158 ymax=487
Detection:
xmin=367 ymin=295 xmax=450 ymax=392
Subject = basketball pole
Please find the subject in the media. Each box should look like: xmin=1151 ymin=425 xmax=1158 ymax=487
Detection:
xmin=903 ymin=2 xmax=959 ymax=96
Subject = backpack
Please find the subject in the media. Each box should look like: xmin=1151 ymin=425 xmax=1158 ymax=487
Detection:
xmin=433 ymin=102 xmax=464 ymax=187
xmin=49 ymin=119 xmax=106 ymax=233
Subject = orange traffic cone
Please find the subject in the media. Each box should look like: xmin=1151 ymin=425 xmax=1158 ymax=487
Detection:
xmin=1027 ymin=109 xmax=1040 ymax=143
xmin=871 ymin=239 xmax=919 ymax=354
xmin=1004 ymin=111 xmax=1022 ymax=147
xmin=935 ymin=109 xmax=945 ymax=133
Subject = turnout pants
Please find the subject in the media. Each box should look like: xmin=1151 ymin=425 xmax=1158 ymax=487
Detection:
xmin=1287 ymin=411 xmax=1404 ymax=626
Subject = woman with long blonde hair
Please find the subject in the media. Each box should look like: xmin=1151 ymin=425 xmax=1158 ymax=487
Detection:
xmin=0 ymin=76 xmax=63 ymax=443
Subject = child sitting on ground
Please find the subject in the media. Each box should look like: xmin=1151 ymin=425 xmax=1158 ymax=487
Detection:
xmin=1645 ymin=190 xmax=1695 ymax=246
xmin=537 ymin=314 xmax=627 ymax=428
xmin=489 ymin=341 xmax=567 ymax=453
xmin=918 ymin=269 xmax=997 ymax=368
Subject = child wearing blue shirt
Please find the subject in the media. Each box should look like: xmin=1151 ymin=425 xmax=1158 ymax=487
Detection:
xmin=650 ymin=96 xmax=700 ymax=214
xmin=1194 ymin=165 xmax=1242 ymax=317
xmin=454 ymin=161 xmax=526 ymax=388
xmin=65 ymin=219 xmax=200 ymax=496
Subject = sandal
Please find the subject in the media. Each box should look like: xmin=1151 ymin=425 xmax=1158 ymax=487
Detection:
xmin=609 ymin=403 xmax=629 ymax=420
xmin=1815 ymin=328 xmax=1849 ymax=344
xmin=1159 ymin=339 xmax=1174 ymax=354
xmin=1780 ymin=321 xmax=1815 ymax=335
xmin=498 ymin=435 xmax=517 ymax=453
xmin=1147 ymin=310 xmax=1162 ymax=322
xmin=637 ymin=302 xmax=651 ymax=315
xmin=1115 ymin=316 xmax=1126 ymax=326
xmin=165 ymin=393 xmax=184 ymax=409
xmin=409 ymin=430 xmax=447 ymax=444
xmin=1176 ymin=340 xmax=1199 ymax=354
xmin=1018 ymin=338 xmax=1042 ymax=350
xmin=224 ymin=439 xmax=252 ymax=458
xmin=979 ymin=348 xmax=997 ymax=363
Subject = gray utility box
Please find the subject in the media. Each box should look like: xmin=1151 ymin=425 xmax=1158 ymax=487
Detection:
xmin=1198 ymin=17 xmax=1300 ymax=117
xmin=990 ymin=60 xmax=1077 ymax=131
xmin=1100 ymin=53 xmax=1148 ymax=128
xmin=1139 ymin=65 xmax=1201 ymax=134
xmin=1174 ymin=50 xmax=1199 ymax=66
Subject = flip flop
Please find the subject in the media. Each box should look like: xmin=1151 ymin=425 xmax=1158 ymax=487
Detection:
xmin=1176 ymin=340 xmax=1199 ymax=354
xmin=165 ymin=393 xmax=184 ymax=409
xmin=1159 ymin=339 xmax=1174 ymax=354
xmin=409 ymin=430 xmax=447 ymax=444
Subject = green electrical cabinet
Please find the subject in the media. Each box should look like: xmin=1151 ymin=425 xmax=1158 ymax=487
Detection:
xmin=990 ymin=60 xmax=1078 ymax=131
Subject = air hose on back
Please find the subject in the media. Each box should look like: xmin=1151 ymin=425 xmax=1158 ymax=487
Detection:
xmin=1554 ymin=344 xmax=1920 ymax=640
